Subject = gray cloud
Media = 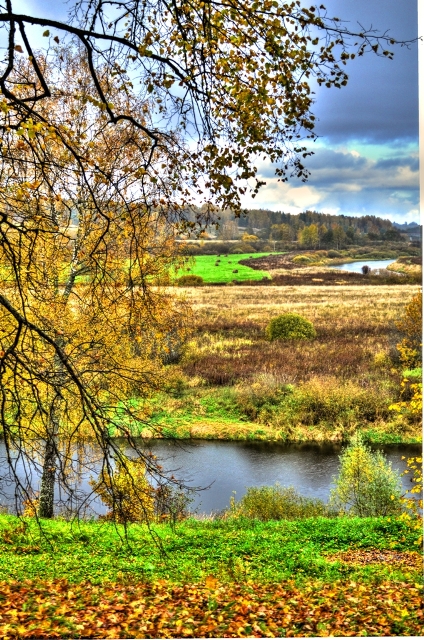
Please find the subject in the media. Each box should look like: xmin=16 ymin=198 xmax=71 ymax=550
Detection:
xmin=374 ymin=156 xmax=419 ymax=171
xmin=9 ymin=0 xmax=421 ymax=223
xmin=293 ymin=148 xmax=418 ymax=192
xmin=310 ymin=0 xmax=418 ymax=144
xmin=251 ymin=1 xmax=419 ymax=220
xmin=307 ymin=149 xmax=368 ymax=170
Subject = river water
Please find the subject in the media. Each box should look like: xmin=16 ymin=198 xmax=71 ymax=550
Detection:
xmin=328 ymin=259 xmax=395 ymax=273
xmin=0 ymin=440 xmax=420 ymax=516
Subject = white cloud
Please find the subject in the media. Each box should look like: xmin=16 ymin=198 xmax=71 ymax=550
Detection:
xmin=242 ymin=145 xmax=419 ymax=223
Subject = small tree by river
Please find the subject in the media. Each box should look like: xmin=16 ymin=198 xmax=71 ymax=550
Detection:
xmin=330 ymin=434 xmax=403 ymax=517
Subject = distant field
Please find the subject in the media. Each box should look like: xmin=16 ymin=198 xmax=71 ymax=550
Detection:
xmin=176 ymin=253 xmax=274 ymax=283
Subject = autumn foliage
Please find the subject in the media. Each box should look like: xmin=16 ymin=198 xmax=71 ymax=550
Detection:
xmin=0 ymin=577 xmax=422 ymax=638
xmin=0 ymin=50 xmax=191 ymax=519
xmin=395 ymin=291 xmax=422 ymax=369
xmin=90 ymin=457 xmax=155 ymax=524
xmin=389 ymin=291 xmax=422 ymax=419
xmin=400 ymin=456 xmax=423 ymax=547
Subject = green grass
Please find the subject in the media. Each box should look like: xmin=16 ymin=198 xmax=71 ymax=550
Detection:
xmin=109 ymin=391 xmax=250 ymax=439
xmin=403 ymin=368 xmax=422 ymax=379
xmin=175 ymin=253 xmax=274 ymax=283
xmin=108 ymin=386 xmax=422 ymax=444
xmin=0 ymin=514 xmax=420 ymax=587
xmin=149 ymin=389 xmax=244 ymax=426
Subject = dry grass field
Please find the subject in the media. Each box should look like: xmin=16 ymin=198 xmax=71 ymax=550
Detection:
xmin=387 ymin=256 xmax=422 ymax=276
xmin=144 ymin=283 xmax=421 ymax=443
xmin=181 ymin=284 xmax=418 ymax=384
xmin=185 ymin=283 xmax=416 ymax=327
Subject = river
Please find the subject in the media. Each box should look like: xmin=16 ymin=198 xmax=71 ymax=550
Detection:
xmin=0 ymin=440 xmax=420 ymax=516
xmin=328 ymin=259 xmax=395 ymax=273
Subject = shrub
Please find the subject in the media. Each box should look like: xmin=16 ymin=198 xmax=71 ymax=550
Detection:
xmin=90 ymin=457 xmax=155 ymax=524
xmin=155 ymin=484 xmax=195 ymax=528
xmin=389 ymin=293 xmax=422 ymax=418
xmin=292 ymin=254 xmax=311 ymax=264
xmin=373 ymin=350 xmax=392 ymax=369
xmin=293 ymin=376 xmax=391 ymax=426
xmin=327 ymin=250 xmax=341 ymax=258
xmin=229 ymin=242 xmax=255 ymax=254
xmin=395 ymin=291 xmax=422 ymax=368
xmin=265 ymin=313 xmax=316 ymax=341
xmin=399 ymin=456 xmax=423 ymax=547
xmin=182 ymin=244 xmax=204 ymax=256
xmin=176 ymin=274 xmax=204 ymax=286
xmin=329 ymin=433 xmax=403 ymax=517
xmin=228 ymin=484 xmax=328 ymax=521
xmin=234 ymin=373 xmax=290 ymax=420
xmin=242 ymin=233 xmax=258 ymax=242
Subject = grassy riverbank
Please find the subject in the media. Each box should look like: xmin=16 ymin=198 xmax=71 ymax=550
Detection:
xmin=0 ymin=514 xmax=421 ymax=586
xmin=0 ymin=514 xmax=422 ymax=637
xmin=132 ymin=283 xmax=421 ymax=445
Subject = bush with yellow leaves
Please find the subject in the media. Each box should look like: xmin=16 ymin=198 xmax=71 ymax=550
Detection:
xmin=90 ymin=456 xmax=155 ymax=524
xmin=329 ymin=433 xmax=403 ymax=517
xmin=399 ymin=456 xmax=423 ymax=547
xmin=394 ymin=291 xmax=422 ymax=369
xmin=389 ymin=291 xmax=422 ymax=420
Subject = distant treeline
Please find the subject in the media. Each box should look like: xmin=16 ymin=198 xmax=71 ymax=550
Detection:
xmin=212 ymin=209 xmax=407 ymax=247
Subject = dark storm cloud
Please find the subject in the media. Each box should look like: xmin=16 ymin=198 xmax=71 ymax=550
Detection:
xmin=311 ymin=0 xmax=418 ymax=144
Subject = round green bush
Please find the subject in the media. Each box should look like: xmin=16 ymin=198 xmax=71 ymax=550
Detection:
xmin=265 ymin=313 xmax=316 ymax=341
xmin=176 ymin=274 xmax=204 ymax=286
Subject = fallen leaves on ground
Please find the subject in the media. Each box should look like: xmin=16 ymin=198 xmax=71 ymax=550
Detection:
xmin=325 ymin=549 xmax=422 ymax=568
xmin=0 ymin=578 xmax=422 ymax=638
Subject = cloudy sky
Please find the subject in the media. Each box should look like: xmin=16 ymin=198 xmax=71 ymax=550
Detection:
xmin=5 ymin=0 xmax=421 ymax=223
xmin=240 ymin=0 xmax=420 ymax=224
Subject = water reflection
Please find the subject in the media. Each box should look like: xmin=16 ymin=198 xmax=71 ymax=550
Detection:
xmin=328 ymin=259 xmax=395 ymax=273
xmin=0 ymin=439 xmax=420 ymax=516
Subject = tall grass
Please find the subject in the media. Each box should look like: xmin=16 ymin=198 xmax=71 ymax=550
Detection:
xmin=228 ymin=484 xmax=329 ymax=520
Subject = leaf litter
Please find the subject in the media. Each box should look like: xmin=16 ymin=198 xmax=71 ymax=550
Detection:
xmin=0 ymin=577 xmax=422 ymax=638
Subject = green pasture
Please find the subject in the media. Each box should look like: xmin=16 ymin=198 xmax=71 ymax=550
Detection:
xmin=0 ymin=253 xmax=275 ymax=286
xmin=175 ymin=253 xmax=274 ymax=283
